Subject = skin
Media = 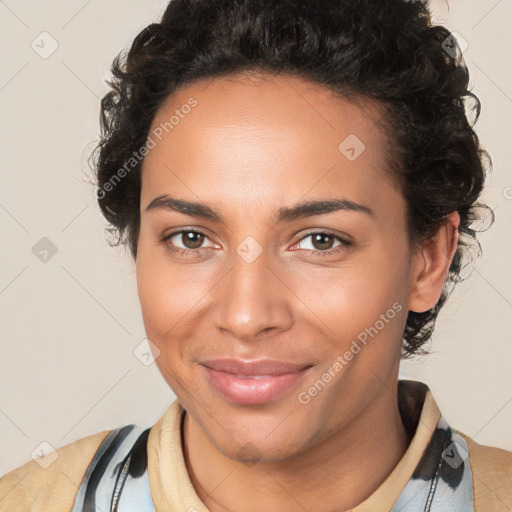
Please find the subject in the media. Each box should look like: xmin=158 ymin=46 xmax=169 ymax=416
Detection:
xmin=136 ymin=72 xmax=459 ymax=512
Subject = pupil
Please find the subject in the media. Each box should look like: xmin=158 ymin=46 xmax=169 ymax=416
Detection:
xmin=313 ymin=233 xmax=333 ymax=250
xmin=184 ymin=232 xmax=204 ymax=249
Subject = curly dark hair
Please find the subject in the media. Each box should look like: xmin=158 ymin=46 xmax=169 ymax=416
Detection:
xmin=91 ymin=0 xmax=493 ymax=358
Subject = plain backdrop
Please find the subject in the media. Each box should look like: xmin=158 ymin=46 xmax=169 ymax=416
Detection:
xmin=1 ymin=0 xmax=511 ymax=475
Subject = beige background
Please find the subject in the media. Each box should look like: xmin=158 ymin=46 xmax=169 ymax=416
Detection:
xmin=0 ymin=0 xmax=511 ymax=476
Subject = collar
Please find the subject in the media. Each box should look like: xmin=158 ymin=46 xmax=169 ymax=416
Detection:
xmin=146 ymin=380 xmax=452 ymax=511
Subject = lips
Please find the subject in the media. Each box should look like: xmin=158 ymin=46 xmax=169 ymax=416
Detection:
xmin=201 ymin=358 xmax=313 ymax=405
xmin=201 ymin=358 xmax=311 ymax=376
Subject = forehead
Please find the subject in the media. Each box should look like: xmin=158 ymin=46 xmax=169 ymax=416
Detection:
xmin=140 ymin=73 xmax=401 ymax=220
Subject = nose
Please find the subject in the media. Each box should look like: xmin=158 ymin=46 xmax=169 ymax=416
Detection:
xmin=211 ymin=246 xmax=294 ymax=343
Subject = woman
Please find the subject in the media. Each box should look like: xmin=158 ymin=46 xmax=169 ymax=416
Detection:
xmin=1 ymin=0 xmax=510 ymax=510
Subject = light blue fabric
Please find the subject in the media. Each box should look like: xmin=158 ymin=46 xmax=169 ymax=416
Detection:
xmin=71 ymin=383 xmax=475 ymax=512
xmin=70 ymin=425 xmax=156 ymax=512
xmin=392 ymin=421 xmax=475 ymax=511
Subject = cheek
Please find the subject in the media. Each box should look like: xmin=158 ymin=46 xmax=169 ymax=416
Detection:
xmin=136 ymin=235 xmax=183 ymax=342
xmin=136 ymin=235 xmax=213 ymax=356
xmin=136 ymin=251 xmax=193 ymax=389
xmin=289 ymin=248 xmax=409 ymax=341
xmin=137 ymin=267 xmax=189 ymax=342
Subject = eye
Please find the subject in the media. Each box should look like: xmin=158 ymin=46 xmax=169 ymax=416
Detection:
xmin=159 ymin=228 xmax=352 ymax=258
xmin=160 ymin=228 xmax=218 ymax=256
xmin=291 ymin=230 xmax=352 ymax=257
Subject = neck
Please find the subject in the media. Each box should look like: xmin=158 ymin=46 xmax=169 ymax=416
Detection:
xmin=182 ymin=381 xmax=410 ymax=512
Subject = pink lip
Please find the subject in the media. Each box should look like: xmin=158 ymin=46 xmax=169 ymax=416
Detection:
xmin=201 ymin=358 xmax=313 ymax=405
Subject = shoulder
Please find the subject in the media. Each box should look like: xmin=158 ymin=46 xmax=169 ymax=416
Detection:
xmin=0 ymin=429 xmax=111 ymax=512
xmin=458 ymin=430 xmax=512 ymax=510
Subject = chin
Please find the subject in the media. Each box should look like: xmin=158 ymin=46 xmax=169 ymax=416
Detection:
xmin=199 ymin=411 xmax=314 ymax=465
xmin=216 ymin=434 xmax=305 ymax=465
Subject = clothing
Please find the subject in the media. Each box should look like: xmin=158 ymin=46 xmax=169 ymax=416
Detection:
xmin=1 ymin=380 xmax=511 ymax=511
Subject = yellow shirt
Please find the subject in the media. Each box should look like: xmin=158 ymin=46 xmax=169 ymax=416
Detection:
xmin=1 ymin=380 xmax=511 ymax=511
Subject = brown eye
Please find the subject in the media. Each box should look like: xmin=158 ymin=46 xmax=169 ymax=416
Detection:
xmin=311 ymin=233 xmax=336 ymax=251
xmin=292 ymin=230 xmax=352 ymax=258
xmin=180 ymin=231 xmax=205 ymax=249
xmin=160 ymin=228 xmax=219 ymax=257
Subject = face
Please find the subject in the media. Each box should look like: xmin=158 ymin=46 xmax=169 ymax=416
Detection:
xmin=136 ymin=73 xmax=419 ymax=463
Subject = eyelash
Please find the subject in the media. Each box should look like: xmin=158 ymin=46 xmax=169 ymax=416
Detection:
xmin=159 ymin=228 xmax=352 ymax=258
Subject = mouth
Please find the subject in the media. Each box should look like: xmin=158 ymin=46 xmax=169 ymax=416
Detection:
xmin=200 ymin=358 xmax=314 ymax=406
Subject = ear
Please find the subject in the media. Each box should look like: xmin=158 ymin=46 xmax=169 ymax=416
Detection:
xmin=408 ymin=211 xmax=460 ymax=313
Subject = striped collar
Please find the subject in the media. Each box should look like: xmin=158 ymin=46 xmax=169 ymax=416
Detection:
xmin=147 ymin=380 xmax=474 ymax=511
xmin=72 ymin=380 xmax=475 ymax=511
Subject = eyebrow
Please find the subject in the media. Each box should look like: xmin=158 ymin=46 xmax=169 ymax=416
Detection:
xmin=145 ymin=195 xmax=374 ymax=223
